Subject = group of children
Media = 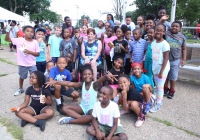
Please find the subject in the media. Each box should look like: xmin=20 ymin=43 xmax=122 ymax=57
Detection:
xmin=5 ymin=5 xmax=187 ymax=140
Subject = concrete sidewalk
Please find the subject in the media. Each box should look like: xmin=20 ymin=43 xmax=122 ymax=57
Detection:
xmin=0 ymin=46 xmax=199 ymax=140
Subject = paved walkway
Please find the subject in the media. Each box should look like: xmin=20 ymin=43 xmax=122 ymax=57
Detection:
xmin=0 ymin=45 xmax=199 ymax=140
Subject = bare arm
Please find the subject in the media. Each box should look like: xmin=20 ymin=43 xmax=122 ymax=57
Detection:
xmin=46 ymin=79 xmax=82 ymax=88
xmin=100 ymin=33 xmax=104 ymax=45
xmin=130 ymin=51 xmax=133 ymax=63
xmin=121 ymin=91 xmax=129 ymax=111
xmin=5 ymin=32 xmax=12 ymax=42
xmin=60 ymin=51 xmax=63 ymax=57
xmin=73 ymin=49 xmax=76 ymax=63
xmin=92 ymin=117 xmax=103 ymax=139
xmin=45 ymin=95 xmax=53 ymax=105
xmin=181 ymin=45 xmax=187 ymax=66
xmin=24 ymin=49 xmax=39 ymax=56
xmin=107 ymin=118 xmax=118 ymax=139
xmin=18 ymin=95 xmax=30 ymax=110
xmin=48 ymin=44 xmax=52 ymax=60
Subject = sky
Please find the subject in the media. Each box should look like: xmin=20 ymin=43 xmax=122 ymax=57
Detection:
xmin=50 ymin=0 xmax=136 ymax=26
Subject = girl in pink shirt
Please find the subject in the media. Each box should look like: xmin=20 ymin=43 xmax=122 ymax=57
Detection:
xmin=80 ymin=25 xmax=88 ymax=42
xmin=103 ymin=27 xmax=117 ymax=70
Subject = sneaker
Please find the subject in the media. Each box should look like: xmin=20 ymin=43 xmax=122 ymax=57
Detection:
xmin=58 ymin=117 xmax=75 ymax=124
xmin=89 ymin=136 xmax=97 ymax=140
xmin=167 ymin=89 xmax=175 ymax=99
xmin=164 ymin=87 xmax=169 ymax=96
xmin=34 ymin=119 xmax=46 ymax=131
xmin=14 ymin=89 xmax=24 ymax=96
xmin=149 ymin=104 xmax=161 ymax=113
xmin=21 ymin=119 xmax=28 ymax=127
xmin=56 ymin=104 xmax=65 ymax=115
xmin=135 ymin=117 xmax=144 ymax=127
xmin=146 ymin=103 xmax=150 ymax=113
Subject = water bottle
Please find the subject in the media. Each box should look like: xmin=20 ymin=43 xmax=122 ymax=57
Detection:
xmin=113 ymin=95 xmax=119 ymax=103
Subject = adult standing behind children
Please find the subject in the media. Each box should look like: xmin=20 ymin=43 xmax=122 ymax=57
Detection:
xmin=107 ymin=14 xmax=115 ymax=27
xmin=123 ymin=15 xmax=135 ymax=38
xmin=62 ymin=16 xmax=74 ymax=38
xmin=59 ymin=28 xmax=77 ymax=63
xmin=9 ymin=20 xmax=19 ymax=52
xmin=5 ymin=26 xmax=40 ymax=96
xmin=47 ymin=25 xmax=62 ymax=63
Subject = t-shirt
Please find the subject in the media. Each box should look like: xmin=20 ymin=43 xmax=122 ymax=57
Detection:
xmin=166 ymin=31 xmax=186 ymax=61
xmin=44 ymin=72 xmax=50 ymax=82
xmin=49 ymin=67 xmax=72 ymax=81
xmin=130 ymin=74 xmax=152 ymax=93
xmin=36 ymin=42 xmax=46 ymax=62
xmin=9 ymin=26 xmax=19 ymax=38
xmin=11 ymin=38 xmax=40 ymax=66
xmin=92 ymin=101 xmax=122 ymax=127
xmin=103 ymin=36 xmax=117 ymax=55
xmin=110 ymin=67 xmax=124 ymax=84
xmin=124 ymin=38 xmax=132 ymax=59
xmin=95 ymin=27 xmax=106 ymax=38
xmin=113 ymin=39 xmax=128 ymax=59
xmin=48 ymin=35 xmax=62 ymax=57
xmin=119 ymin=86 xmax=144 ymax=103
xmin=59 ymin=39 xmax=77 ymax=57
xmin=151 ymin=40 xmax=170 ymax=75
xmin=26 ymin=86 xmax=51 ymax=108
xmin=80 ymin=34 xmax=88 ymax=42
xmin=129 ymin=38 xmax=147 ymax=63
xmin=65 ymin=61 xmax=74 ymax=72
xmin=108 ymin=20 xmax=115 ymax=27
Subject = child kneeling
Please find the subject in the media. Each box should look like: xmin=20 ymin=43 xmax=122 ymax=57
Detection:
xmin=86 ymin=86 xmax=128 ymax=140
xmin=11 ymin=71 xmax=54 ymax=131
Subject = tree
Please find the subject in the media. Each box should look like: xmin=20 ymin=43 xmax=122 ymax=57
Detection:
xmin=112 ymin=0 xmax=123 ymax=21
xmin=75 ymin=15 xmax=91 ymax=28
xmin=128 ymin=0 xmax=200 ymax=24
xmin=0 ymin=0 xmax=62 ymax=24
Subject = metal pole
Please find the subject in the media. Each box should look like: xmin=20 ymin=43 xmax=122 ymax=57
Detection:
xmin=123 ymin=0 xmax=126 ymax=23
xmin=170 ymin=0 xmax=177 ymax=24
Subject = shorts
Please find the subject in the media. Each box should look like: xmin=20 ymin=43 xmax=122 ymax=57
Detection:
xmin=52 ymin=57 xmax=58 ymax=64
xmin=140 ymin=92 xmax=152 ymax=99
xmin=18 ymin=65 xmax=37 ymax=79
xmin=98 ymin=123 xmax=125 ymax=135
xmin=29 ymin=104 xmax=51 ymax=115
xmin=109 ymin=85 xmax=119 ymax=89
xmin=79 ymin=104 xmax=92 ymax=115
xmin=167 ymin=59 xmax=181 ymax=81
xmin=60 ymin=85 xmax=74 ymax=97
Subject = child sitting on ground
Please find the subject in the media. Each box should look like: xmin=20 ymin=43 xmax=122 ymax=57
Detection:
xmin=45 ymin=64 xmax=117 ymax=125
xmin=86 ymin=86 xmax=128 ymax=140
xmin=130 ymin=63 xmax=153 ymax=112
xmin=60 ymin=28 xmax=77 ymax=63
xmin=109 ymin=56 xmax=124 ymax=99
xmin=11 ymin=71 xmax=54 ymax=131
xmin=48 ymin=25 xmax=62 ymax=63
xmin=44 ymin=61 xmax=55 ymax=82
xmin=48 ymin=57 xmax=80 ymax=115
xmin=5 ymin=25 xmax=40 ymax=96
xmin=65 ymin=52 xmax=76 ymax=81
xmin=130 ymin=28 xmax=147 ymax=64
xmin=35 ymin=28 xmax=47 ymax=73
xmin=118 ymin=74 xmax=146 ymax=127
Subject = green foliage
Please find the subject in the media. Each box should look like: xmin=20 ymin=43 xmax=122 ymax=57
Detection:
xmin=75 ymin=15 xmax=91 ymax=28
xmin=128 ymin=0 xmax=200 ymax=24
xmin=0 ymin=0 xmax=61 ymax=24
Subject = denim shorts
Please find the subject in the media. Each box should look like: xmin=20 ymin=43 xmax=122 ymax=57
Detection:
xmin=167 ymin=59 xmax=181 ymax=81
xmin=60 ymin=85 xmax=74 ymax=97
xmin=18 ymin=65 xmax=37 ymax=79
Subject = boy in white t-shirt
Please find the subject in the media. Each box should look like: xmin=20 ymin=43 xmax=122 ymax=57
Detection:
xmin=5 ymin=25 xmax=40 ymax=96
xmin=86 ymin=86 xmax=127 ymax=140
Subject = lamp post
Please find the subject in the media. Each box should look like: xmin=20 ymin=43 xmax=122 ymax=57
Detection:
xmin=75 ymin=5 xmax=79 ymax=27
xmin=170 ymin=0 xmax=177 ymax=23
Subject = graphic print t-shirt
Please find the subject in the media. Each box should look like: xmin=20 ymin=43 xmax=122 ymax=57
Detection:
xmin=59 ymin=39 xmax=77 ymax=57
xmin=49 ymin=67 xmax=72 ymax=81
xmin=92 ymin=101 xmax=122 ymax=127
xmin=26 ymin=86 xmax=51 ymax=108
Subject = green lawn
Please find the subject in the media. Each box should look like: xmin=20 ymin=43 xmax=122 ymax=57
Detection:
xmin=186 ymin=39 xmax=200 ymax=44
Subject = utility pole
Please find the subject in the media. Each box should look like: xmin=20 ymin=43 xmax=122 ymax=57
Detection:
xmin=170 ymin=0 xmax=177 ymax=23
xmin=75 ymin=5 xmax=79 ymax=27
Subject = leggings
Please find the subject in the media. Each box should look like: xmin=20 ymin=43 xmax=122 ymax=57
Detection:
xmin=154 ymin=75 xmax=167 ymax=104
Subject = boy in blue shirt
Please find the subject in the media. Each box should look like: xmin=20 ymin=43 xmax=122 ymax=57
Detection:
xmin=35 ymin=28 xmax=47 ymax=73
xmin=48 ymin=57 xmax=80 ymax=115
xmin=48 ymin=25 xmax=63 ymax=63
xmin=130 ymin=29 xmax=147 ymax=63
xmin=130 ymin=63 xmax=153 ymax=112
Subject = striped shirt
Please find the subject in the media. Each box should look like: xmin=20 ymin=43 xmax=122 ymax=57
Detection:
xmin=129 ymin=38 xmax=147 ymax=63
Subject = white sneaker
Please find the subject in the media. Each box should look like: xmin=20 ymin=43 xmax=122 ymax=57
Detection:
xmin=135 ymin=117 xmax=144 ymax=127
xmin=14 ymin=89 xmax=24 ymax=96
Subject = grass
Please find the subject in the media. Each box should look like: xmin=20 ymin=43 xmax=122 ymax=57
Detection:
xmin=0 ymin=73 xmax=8 ymax=77
xmin=0 ymin=116 xmax=23 ymax=140
xmin=0 ymin=58 xmax=17 ymax=66
xmin=147 ymin=115 xmax=200 ymax=138
xmin=189 ymin=78 xmax=196 ymax=82
xmin=186 ymin=39 xmax=200 ymax=44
